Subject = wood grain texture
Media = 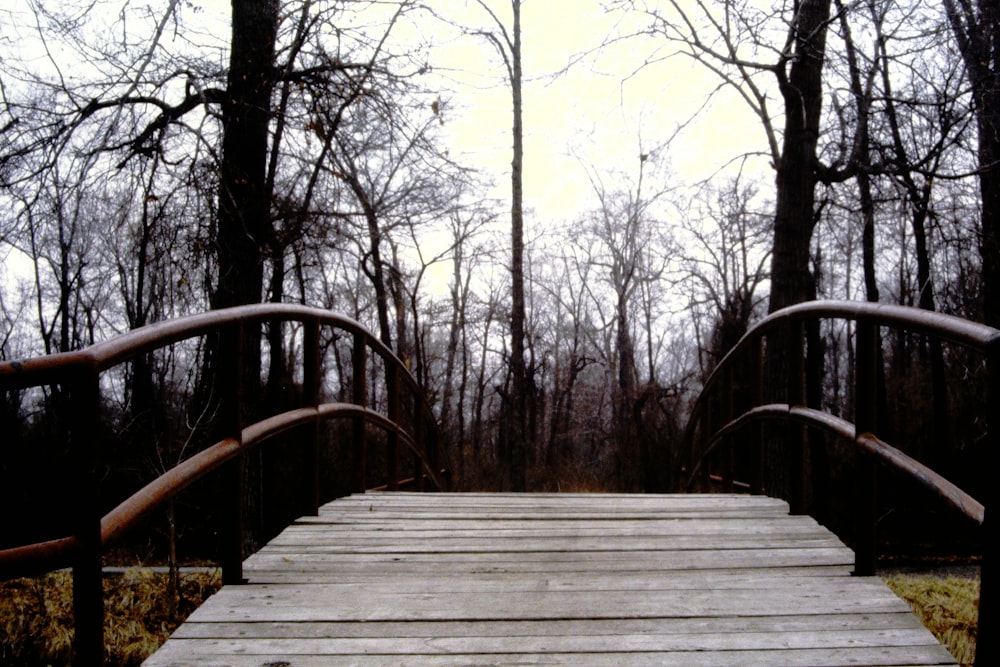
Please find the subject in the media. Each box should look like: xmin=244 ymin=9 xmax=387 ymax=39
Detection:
xmin=143 ymin=492 xmax=958 ymax=666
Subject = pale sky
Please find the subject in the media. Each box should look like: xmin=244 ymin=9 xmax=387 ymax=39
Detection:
xmin=430 ymin=0 xmax=771 ymax=228
xmin=1 ymin=0 xmax=773 ymax=303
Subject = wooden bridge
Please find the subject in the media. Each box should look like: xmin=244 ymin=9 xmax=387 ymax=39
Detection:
xmin=0 ymin=302 xmax=991 ymax=665
xmin=144 ymin=491 xmax=958 ymax=666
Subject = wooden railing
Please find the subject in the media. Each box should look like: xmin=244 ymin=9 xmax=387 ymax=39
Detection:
xmin=0 ymin=304 xmax=448 ymax=665
xmin=685 ymin=300 xmax=993 ymax=667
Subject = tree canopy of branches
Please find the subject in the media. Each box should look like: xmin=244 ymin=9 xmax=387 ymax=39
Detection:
xmin=0 ymin=0 xmax=994 ymax=522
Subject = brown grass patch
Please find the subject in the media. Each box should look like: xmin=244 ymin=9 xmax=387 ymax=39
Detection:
xmin=1 ymin=569 xmax=220 ymax=666
xmin=882 ymin=573 xmax=979 ymax=667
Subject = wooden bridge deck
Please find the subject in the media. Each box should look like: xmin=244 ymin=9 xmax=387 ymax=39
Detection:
xmin=143 ymin=492 xmax=958 ymax=666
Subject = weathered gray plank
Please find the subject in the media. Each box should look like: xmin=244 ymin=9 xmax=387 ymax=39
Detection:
xmin=236 ymin=567 xmax=856 ymax=589
xmin=144 ymin=647 xmax=955 ymax=667
xmin=258 ymin=535 xmax=847 ymax=553
xmin=242 ymin=546 xmax=856 ymax=572
xmin=181 ymin=584 xmax=916 ymax=623
xmin=149 ymin=627 xmax=946 ymax=654
xmin=169 ymin=612 xmax=930 ymax=639
xmin=142 ymin=492 xmax=958 ymax=666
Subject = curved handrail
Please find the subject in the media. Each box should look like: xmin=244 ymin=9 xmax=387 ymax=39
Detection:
xmin=0 ymin=401 xmax=442 ymax=579
xmin=684 ymin=299 xmax=993 ymax=667
xmin=684 ymin=299 xmax=1000 ymax=495
xmin=703 ymin=404 xmax=985 ymax=526
xmin=0 ymin=304 xmax=449 ymax=663
xmin=692 ymin=300 xmax=1000 ymax=440
xmin=0 ymin=304 xmax=427 ymax=399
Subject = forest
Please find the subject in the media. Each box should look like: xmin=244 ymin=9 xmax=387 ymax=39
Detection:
xmin=0 ymin=0 xmax=994 ymax=555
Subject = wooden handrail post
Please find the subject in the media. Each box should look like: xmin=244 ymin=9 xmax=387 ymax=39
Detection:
xmin=386 ymin=363 xmax=400 ymax=491
xmin=723 ymin=365 xmax=735 ymax=491
xmin=853 ymin=320 xmax=878 ymax=576
xmin=977 ymin=340 xmax=999 ymax=667
xmin=220 ymin=322 xmax=246 ymax=585
xmin=414 ymin=408 xmax=426 ymax=490
xmin=699 ymin=397 xmax=712 ymax=492
xmin=748 ymin=342 xmax=764 ymax=494
xmin=302 ymin=318 xmax=321 ymax=515
xmin=787 ymin=319 xmax=806 ymax=515
xmin=69 ymin=363 xmax=105 ymax=666
xmin=352 ymin=332 xmax=368 ymax=493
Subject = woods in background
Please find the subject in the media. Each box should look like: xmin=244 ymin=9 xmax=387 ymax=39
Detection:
xmin=0 ymin=0 xmax=992 ymax=552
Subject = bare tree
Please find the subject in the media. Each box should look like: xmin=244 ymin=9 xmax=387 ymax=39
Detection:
xmin=678 ymin=177 xmax=771 ymax=376
xmin=578 ymin=153 xmax=669 ymax=489
xmin=468 ymin=0 xmax=529 ymax=491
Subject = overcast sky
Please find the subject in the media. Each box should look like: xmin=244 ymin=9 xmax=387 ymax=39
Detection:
xmin=1 ymin=0 xmax=773 ymax=299
xmin=430 ymin=1 xmax=771 ymax=227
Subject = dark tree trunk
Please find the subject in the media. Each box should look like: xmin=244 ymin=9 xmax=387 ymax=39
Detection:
xmin=211 ymin=0 xmax=278 ymax=410
xmin=615 ymin=292 xmax=639 ymax=489
xmin=214 ymin=0 xmax=276 ymax=313
xmin=208 ymin=0 xmax=278 ymax=554
xmin=943 ymin=4 xmax=1000 ymax=661
xmin=765 ymin=0 xmax=832 ymax=503
xmin=980 ymin=97 xmax=1000 ymax=330
xmin=508 ymin=0 xmax=528 ymax=492
xmin=768 ymin=0 xmax=830 ymax=314
xmin=945 ymin=0 xmax=1000 ymax=329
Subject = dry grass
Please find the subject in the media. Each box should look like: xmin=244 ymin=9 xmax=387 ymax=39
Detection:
xmin=882 ymin=573 xmax=980 ymax=667
xmin=0 ymin=568 xmax=220 ymax=667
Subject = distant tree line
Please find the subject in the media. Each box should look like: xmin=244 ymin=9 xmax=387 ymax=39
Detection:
xmin=0 ymin=0 xmax=991 ymax=555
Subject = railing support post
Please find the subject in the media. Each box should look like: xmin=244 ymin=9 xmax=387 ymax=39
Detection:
xmin=787 ymin=319 xmax=806 ymax=515
xmin=698 ymin=397 xmax=713 ymax=492
xmin=70 ymin=363 xmax=105 ymax=666
xmin=352 ymin=332 xmax=368 ymax=493
xmin=387 ymin=364 xmax=399 ymax=491
xmin=220 ymin=322 xmax=246 ymax=585
xmin=302 ymin=318 xmax=321 ymax=515
xmin=748 ymin=342 xmax=764 ymax=494
xmin=853 ymin=320 xmax=878 ymax=576
xmin=414 ymin=408 xmax=427 ymax=491
xmin=723 ymin=365 xmax=735 ymax=491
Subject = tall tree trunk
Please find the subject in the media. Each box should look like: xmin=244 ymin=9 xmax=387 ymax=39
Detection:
xmin=211 ymin=0 xmax=278 ymax=401
xmin=945 ymin=0 xmax=1000 ymax=329
xmin=210 ymin=0 xmax=278 ymax=553
xmin=768 ymin=0 xmax=830 ymax=314
xmin=508 ymin=0 xmax=528 ymax=491
xmin=615 ymin=291 xmax=639 ymax=489
xmin=944 ymin=5 xmax=999 ymax=659
xmin=836 ymin=0 xmax=879 ymax=305
xmin=214 ymin=0 xmax=276 ymax=313
xmin=765 ymin=0 xmax=832 ymax=503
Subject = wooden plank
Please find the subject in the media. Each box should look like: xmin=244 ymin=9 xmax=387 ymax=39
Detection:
xmin=236 ymin=565 xmax=857 ymax=584
xmin=143 ymin=492 xmax=958 ymax=666
xmin=242 ymin=547 xmax=855 ymax=571
xmin=145 ymin=647 xmax=956 ymax=667
xmin=149 ymin=627 xmax=946 ymax=654
xmin=181 ymin=585 xmax=918 ymax=623
xmin=169 ymin=612 xmax=936 ymax=639
xmin=257 ymin=536 xmax=848 ymax=553
xmin=234 ymin=569 xmax=855 ymax=594
xmin=269 ymin=523 xmax=837 ymax=541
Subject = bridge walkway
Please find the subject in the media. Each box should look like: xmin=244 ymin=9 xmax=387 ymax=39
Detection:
xmin=142 ymin=492 xmax=957 ymax=666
